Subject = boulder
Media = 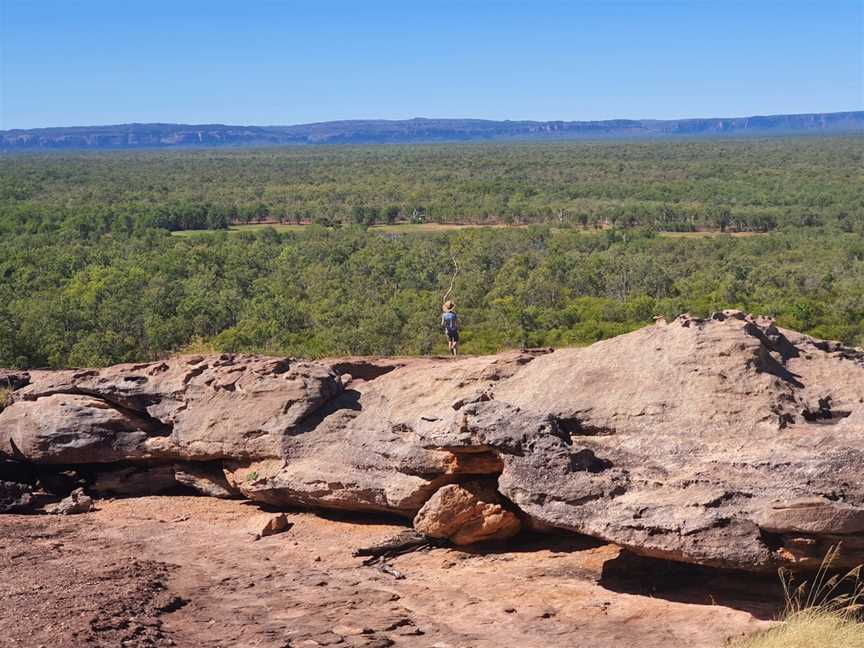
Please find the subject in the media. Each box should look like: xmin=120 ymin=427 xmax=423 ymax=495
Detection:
xmin=486 ymin=314 xmax=864 ymax=570
xmin=51 ymin=487 xmax=93 ymax=515
xmin=247 ymin=512 xmax=291 ymax=539
xmin=413 ymin=481 xmax=521 ymax=545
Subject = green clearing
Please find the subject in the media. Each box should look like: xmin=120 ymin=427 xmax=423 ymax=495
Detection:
xmin=172 ymin=222 xmax=762 ymax=238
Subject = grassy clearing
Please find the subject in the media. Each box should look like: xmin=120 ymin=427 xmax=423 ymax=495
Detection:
xmin=171 ymin=221 xmax=528 ymax=237
xmin=657 ymin=230 xmax=763 ymax=239
xmin=734 ymin=547 xmax=864 ymax=648
xmin=374 ymin=222 xmax=523 ymax=233
xmin=171 ymin=221 xmax=767 ymax=238
xmin=171 ymin=222 xmax=306 ymax=237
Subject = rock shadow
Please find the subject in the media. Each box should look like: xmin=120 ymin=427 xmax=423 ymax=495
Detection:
xmin=448 ymin=529 xmax=607 ymax=556
xmin=330 ymin=361 xmax=398 ymax=382
xmin=313 ymin=506 xmax=413 ymax=527
xmin=756 ymin=347 xmax=805 ymax=389
xmin=289 ymin=389 xmax=363 ymax=436
xmin=598 ymin=549 xmax=785 ymax=620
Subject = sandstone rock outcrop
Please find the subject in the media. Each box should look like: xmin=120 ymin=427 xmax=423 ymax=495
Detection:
xmin=1 ymin=313 xmax=863 ymax=572
xmin=230 ymin=353 xmax=532 ymax=517
xmin=1 ymin=355 xmax=342 ymax=463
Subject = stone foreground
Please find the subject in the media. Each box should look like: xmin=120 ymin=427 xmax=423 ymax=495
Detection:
xmin=2 ymin=311 xmax=863 ymax=571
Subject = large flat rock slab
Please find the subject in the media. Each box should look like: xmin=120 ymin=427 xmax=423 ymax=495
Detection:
xmin=2 ymin=354 xmax=343 ymax=462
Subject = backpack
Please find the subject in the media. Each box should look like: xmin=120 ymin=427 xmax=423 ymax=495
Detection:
xmin=443 ymin=311 xmax=458 ymax=331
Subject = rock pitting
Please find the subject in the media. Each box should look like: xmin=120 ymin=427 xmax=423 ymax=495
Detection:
xmin=2 ymin=312 xmax=863 ymax=572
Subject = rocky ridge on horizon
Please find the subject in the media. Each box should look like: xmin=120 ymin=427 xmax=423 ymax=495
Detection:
xmin=2 ymin=311 xmax=863 ymax=573
xmin=2 ymin=111 xmax=863 ymax=149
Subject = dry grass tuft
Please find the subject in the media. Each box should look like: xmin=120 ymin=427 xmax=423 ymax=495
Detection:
xmin=178 ymin=336 xmax=218 ymax=355
xmin=734 ymin=546 xmax=864 ymax=648
xmin=0 ymin=385 xmax=12 ymax=412
xmin=737 ymin=612 xmax=864 ymax=648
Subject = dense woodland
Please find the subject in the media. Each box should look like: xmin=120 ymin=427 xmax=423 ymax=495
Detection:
xmin=1 ymin=137 xmax=863 ymax=368
xmin=2 ymin=137 xmax=862 ymax=232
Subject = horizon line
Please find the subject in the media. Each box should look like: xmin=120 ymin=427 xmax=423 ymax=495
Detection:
xmin=4 ymin=109 xmax=864 ymax=133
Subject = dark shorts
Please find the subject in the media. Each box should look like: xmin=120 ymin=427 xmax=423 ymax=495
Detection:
xmin=446 ymin=328 xmax=459 ymax=342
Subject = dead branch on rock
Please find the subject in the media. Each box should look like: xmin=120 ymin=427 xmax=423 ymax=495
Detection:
xmin=353 ymin=529 xmax=446 ymax=563
xmin=376 ymin=562 xmax=405 ymax=580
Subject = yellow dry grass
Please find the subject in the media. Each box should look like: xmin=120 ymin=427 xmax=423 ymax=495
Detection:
xmin=734 ymin=547 xmax=864 ymax=648
xmin=0 ymin=385 xmax=11 ymax=412
xmin=736 ymin=612 xmax=864 ymax=648
xmin=177 ymin=336 xmax=218 ymax=355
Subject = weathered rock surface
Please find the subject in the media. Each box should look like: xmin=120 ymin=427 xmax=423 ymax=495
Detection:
xmin=1 ymin=393 xmax=168 ymax=464
xmin=0 ymin=355 xmax=342 ymax=462
xmin=232 ymin=353 xmax=532 ymax=517
xmin=487 ymin=311 xmax=864 ymax=569
xmin=2 ymin=496 xmax=778 ymax=648
xmin=2 ymin=313 xmax=863 ymax=572
xmin=414 ymin=481 xmax=521 ymax=545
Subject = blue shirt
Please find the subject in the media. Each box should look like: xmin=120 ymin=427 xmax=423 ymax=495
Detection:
xmin=442 ymin=311 xmax=458 ymax=331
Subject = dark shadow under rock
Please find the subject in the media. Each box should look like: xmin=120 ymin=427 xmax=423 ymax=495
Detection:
xmin=599 ymin=549 xmax=785 ymax=620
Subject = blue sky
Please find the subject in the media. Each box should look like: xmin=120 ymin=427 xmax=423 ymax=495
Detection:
xmin=1 ymin=0 xmax=862 ymax=129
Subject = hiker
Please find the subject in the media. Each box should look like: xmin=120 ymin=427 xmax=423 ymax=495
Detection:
xmin=441 ymin=301 xmax=459 ymax=356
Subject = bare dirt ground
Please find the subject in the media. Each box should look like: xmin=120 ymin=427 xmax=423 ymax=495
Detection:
xmin=0 ymin=496 xmax=782 ymax=648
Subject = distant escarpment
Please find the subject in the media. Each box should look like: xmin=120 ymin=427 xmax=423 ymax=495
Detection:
xmin=2 ymin=312 xmax=863 ymax=572
xmin=2 ymin=111 xmax=862 ymax=149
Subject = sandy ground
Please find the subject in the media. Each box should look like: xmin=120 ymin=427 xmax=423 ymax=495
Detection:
xmin=0 ymin=496 xmax=781 ymax=648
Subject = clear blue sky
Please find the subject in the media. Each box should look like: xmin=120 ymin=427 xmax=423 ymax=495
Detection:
xmin=1 ymin=0 xmax=862 ymax=129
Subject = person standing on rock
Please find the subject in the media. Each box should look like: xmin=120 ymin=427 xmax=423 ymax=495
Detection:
xmin=441 ymin=301 xmax=459 ymax=356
